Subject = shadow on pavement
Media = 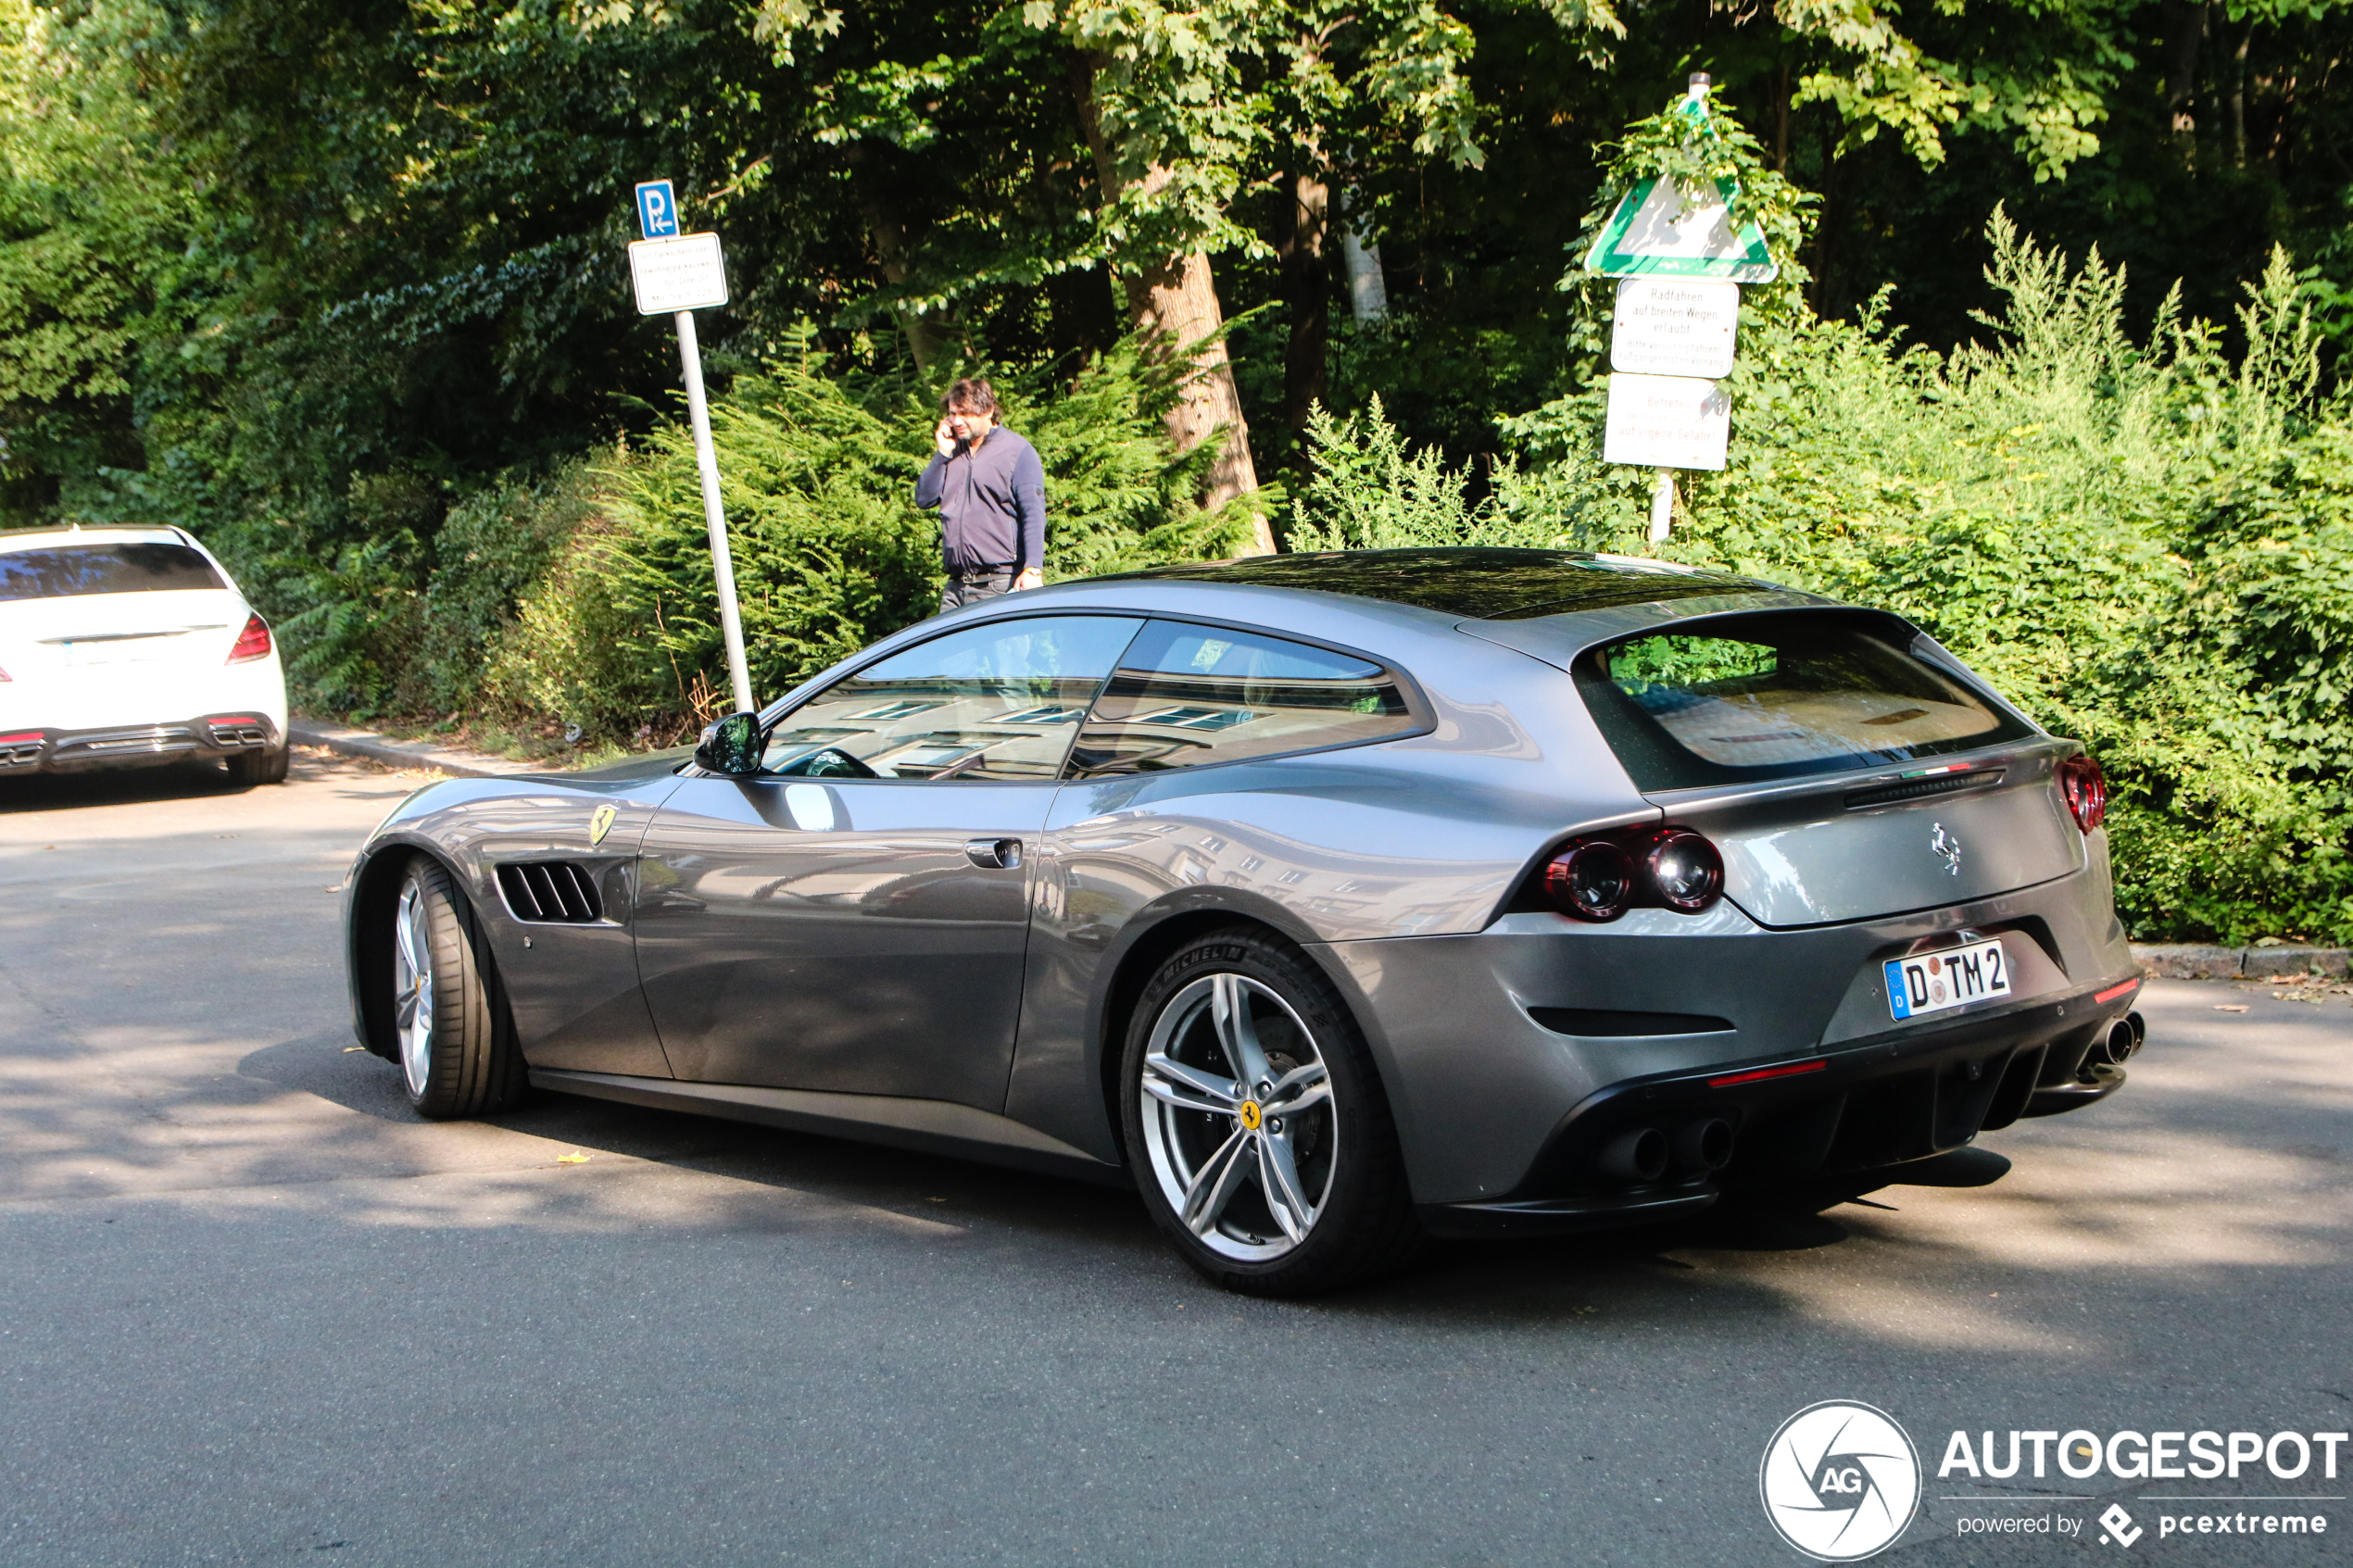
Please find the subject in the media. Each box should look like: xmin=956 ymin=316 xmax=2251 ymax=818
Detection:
xmin=0 ymin=758 xmax=248 ymax=812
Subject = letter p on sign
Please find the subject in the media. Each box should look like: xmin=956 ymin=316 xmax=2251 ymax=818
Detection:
xmin=635 ymin=180 xmax=678 ymax=240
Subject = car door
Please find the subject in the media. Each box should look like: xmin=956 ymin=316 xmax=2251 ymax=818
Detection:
xmin=633 ymin=613 xmax=1143 ymax=1108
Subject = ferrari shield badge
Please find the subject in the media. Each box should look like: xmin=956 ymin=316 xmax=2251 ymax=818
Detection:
xmin=588 ymin=804 xmax=618 ymax=847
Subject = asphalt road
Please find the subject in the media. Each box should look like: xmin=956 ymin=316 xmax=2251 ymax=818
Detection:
xmin=2 ymin=754 xmax=2347 ymax=1567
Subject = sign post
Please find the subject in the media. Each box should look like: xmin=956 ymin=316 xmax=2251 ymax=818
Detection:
xmin=627 ymin=182 xmax=754 ymax=717
xmin=1583 ymin=77 xmax=1776 ymax=545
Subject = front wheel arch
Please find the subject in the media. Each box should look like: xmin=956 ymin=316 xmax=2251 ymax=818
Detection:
xmin=348 ymin=845 xmax=424 ymax=1060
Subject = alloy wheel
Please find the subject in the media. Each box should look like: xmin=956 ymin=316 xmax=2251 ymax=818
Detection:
xmin=1138 ymin=972 xmax=1337 ymax=1262
xmin=393 ymin=882 xmax=436 ymax=1098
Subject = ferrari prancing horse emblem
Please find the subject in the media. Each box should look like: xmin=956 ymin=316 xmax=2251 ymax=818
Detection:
xmin=1931 ymin=822 xmax=1961 ymax=876
xmin=589 ymin=804 xmax=617 ymax=847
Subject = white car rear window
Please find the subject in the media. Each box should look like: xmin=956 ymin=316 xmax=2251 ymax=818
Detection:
xmin=0 ymin=543 xmax=225 ymax=602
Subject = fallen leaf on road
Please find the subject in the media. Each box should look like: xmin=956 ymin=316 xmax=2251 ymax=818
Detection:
xmin=2215 ymin=1004 xmax=2250 ymax=1012
xmin=556 ymin=1152 xmax=590 ymax=1164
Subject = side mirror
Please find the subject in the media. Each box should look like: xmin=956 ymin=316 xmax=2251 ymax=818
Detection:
xmin=694 ymin=711 xmax=762 ymax=776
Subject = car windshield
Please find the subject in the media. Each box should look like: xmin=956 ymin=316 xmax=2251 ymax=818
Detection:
xmin=1575 ymin=614 xmax=2036 ymax=789
xmin=0 ymin=542 xmax=225 ymax=603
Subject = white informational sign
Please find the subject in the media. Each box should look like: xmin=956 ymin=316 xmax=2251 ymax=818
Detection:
xmin=1611 ymin=278 xmax=1740 ymax=378
xmin=1604 ymin=372 xmax=1731 ymax=471
xmin=628 ymin=232 xmax=729 ymax=315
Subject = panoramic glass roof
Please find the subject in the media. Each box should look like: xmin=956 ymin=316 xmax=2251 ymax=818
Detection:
xmin=1099 ymin=547 xmax=1766 ymax=621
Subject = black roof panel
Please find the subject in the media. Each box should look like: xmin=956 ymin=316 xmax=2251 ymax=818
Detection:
xmin=1096 ymin=547 xmax=1766 ymax=621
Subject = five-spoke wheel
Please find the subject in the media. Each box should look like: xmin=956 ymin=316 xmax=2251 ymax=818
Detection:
xmin=1123 ymin=929 xmax=1419 ymax=1294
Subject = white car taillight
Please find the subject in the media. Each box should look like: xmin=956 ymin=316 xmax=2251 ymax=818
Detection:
xmin=226 ymin=613 xmax=272 ymax=664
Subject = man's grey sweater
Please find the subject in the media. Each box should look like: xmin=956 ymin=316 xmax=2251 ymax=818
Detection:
xmin=914 ymin=427 xmax=1047 ymax=575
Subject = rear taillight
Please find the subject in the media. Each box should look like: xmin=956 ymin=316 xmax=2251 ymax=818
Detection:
xmin=1637 ymin=827 xmax=1725 ymax=912
xmin=226 ymin=613 xmax=272 ymax=664
xmin=1545 ymin=839 xmax=1637 ymax=922
xmin=2056 ymin=753 xmax=2108 ymax=834
xmin=1543 ymin=824 xmax=1726 ymax=922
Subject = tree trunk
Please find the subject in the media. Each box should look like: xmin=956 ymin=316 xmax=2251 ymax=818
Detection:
xmin=2163 ymin=0 xmax=2206 ymax=151
xmin=1071 ymin=55 xmax=1274 ymax=552
xmin=1773 ymin=63 xmax=1791 ymax=172
xmin=1277 ymin=166 xmax=1329 ymax=470
xmin=2227 ymin=14 xmax=2252 ymax=168
xmin=846 ymin=144 xmax=941 ymax=372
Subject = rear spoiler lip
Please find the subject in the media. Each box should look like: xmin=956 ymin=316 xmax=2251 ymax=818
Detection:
xmin=1636 ymin=734 xmax=2077 ymax=819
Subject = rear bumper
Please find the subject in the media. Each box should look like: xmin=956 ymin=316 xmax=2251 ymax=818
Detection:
xmin=1315 ymin=864 xmax=2140 ymax=1207
xmin=0 ymin=714 xmax=283 ymax=773
xmin=1416 ymin=979 xmax=2141 ymax=1236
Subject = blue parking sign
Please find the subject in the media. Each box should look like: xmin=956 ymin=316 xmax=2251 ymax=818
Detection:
xmin=635 ymin=180 xmax=679 ymax=240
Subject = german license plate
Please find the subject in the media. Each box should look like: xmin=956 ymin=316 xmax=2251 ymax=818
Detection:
xmin=1884 ymin=938 xmax=2010 ymax=1021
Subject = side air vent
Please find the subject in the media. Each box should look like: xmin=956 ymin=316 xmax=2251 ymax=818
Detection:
xmin=1844 ymin=769 xmax=2005 ymax=812
xmin=497 ymin=861 xmax=604 ymax=923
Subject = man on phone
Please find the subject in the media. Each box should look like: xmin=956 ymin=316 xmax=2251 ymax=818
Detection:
xmin=914 ymin=378 xmax=1047 ymax=611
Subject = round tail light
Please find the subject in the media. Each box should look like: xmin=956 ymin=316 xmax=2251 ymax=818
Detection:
xmin=2056 ymin=753 xmax=2108 ymax=833
xmin=1544 ymin=839 xmax=1637 ymax=922
xmin=1640 ymin=827 xmax=1724 ymax=912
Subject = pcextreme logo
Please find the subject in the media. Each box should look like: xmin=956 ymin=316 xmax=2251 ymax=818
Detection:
xmin=1760 ymin=1401 xmax=1923 ymax=1562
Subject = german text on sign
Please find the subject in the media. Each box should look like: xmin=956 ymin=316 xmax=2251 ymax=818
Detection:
xmin=628 ymin=232 xmax=728 ymax=315
xmin=1603 ymin=372 xmax=1731 ymax=471
xmin=1611 ymin=278 xmax=1740 ymax=378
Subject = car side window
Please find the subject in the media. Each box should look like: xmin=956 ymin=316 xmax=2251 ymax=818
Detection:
xmin=1064 ymin=620 xmax=1416 ymax=777
xmin=761 ymin=616 xmax=1143 ymax=781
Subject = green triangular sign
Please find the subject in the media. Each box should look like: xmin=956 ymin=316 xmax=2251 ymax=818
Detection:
xmin=1584 ymin=176 xmax=1778 ymax=283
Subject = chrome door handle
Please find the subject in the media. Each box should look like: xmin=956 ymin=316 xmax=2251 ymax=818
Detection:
xmin=964 ymin=837 xmax=1023 ymax=870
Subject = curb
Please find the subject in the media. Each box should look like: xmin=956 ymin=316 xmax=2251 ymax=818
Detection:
xmin=2131 ymin=943 xmax=2351 ymax=981
xmin=289 ymin=720 xmax=547 ymax=780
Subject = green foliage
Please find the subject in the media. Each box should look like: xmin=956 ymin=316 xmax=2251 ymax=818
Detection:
xmin=484 ymin=326 xmax=1260 ymax=735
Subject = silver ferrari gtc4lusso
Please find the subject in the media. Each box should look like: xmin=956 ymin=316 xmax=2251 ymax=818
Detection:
xmin=344 ymin=548 xmax=2143 ymax=1294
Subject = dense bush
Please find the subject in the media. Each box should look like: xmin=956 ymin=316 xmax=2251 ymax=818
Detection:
xmin=464 ymin=330 xmax=1262 ymax=743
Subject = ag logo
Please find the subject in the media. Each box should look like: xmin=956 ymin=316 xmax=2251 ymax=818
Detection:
xmin=588 ymin=804 xmax=617 ymax=847
xmin=1760 ymin=1400 xmax=1920 ymax=1562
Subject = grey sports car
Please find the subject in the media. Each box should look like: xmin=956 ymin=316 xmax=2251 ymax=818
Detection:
xmin=344 ymin=548 xmax=2144 ymax=1294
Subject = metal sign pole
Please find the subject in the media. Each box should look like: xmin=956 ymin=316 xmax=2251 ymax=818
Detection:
xmin=1650 ymin=468 xmax=1676 ymax=544
xmin=673 ymin=308 xmax=754 ymax=716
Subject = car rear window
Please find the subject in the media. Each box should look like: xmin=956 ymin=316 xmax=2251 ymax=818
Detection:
xmin=0 ymin=543 xmax=225 ymax=602
xmin=1574 ymin=614 xmax=2036 ymax=790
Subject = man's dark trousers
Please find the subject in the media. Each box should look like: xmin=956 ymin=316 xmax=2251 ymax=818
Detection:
xmin=939 ymin=568 xmax=1016 ymax=611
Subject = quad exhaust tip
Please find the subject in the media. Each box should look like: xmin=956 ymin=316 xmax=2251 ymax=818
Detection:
xmin=1598 ymin=1119 xmax=1736 ymax=1185
xmin=1598 ymin=1127 xmax=1669 ymax=1184
xmin=2095 ymin=1010 xmax=2147 ymax=1067
xmin=1676 ymin=1117 xmax=1734 ymax=1173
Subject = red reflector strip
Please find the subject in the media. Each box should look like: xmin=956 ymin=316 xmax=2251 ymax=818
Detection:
xmin=0 ymin=732 xmax=41 ymax=745
xmin=1707 ymin=1060 xmax=1829 ymax=1089
xmin=2093 ymin=978 xmax=2141 ymax=1005
xmin=209 ymin=717 xmax=260 ymax=728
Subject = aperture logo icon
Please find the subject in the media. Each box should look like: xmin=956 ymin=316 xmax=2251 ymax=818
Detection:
xmin=1762 ymin=1401 xmax=1922 ymax=1561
